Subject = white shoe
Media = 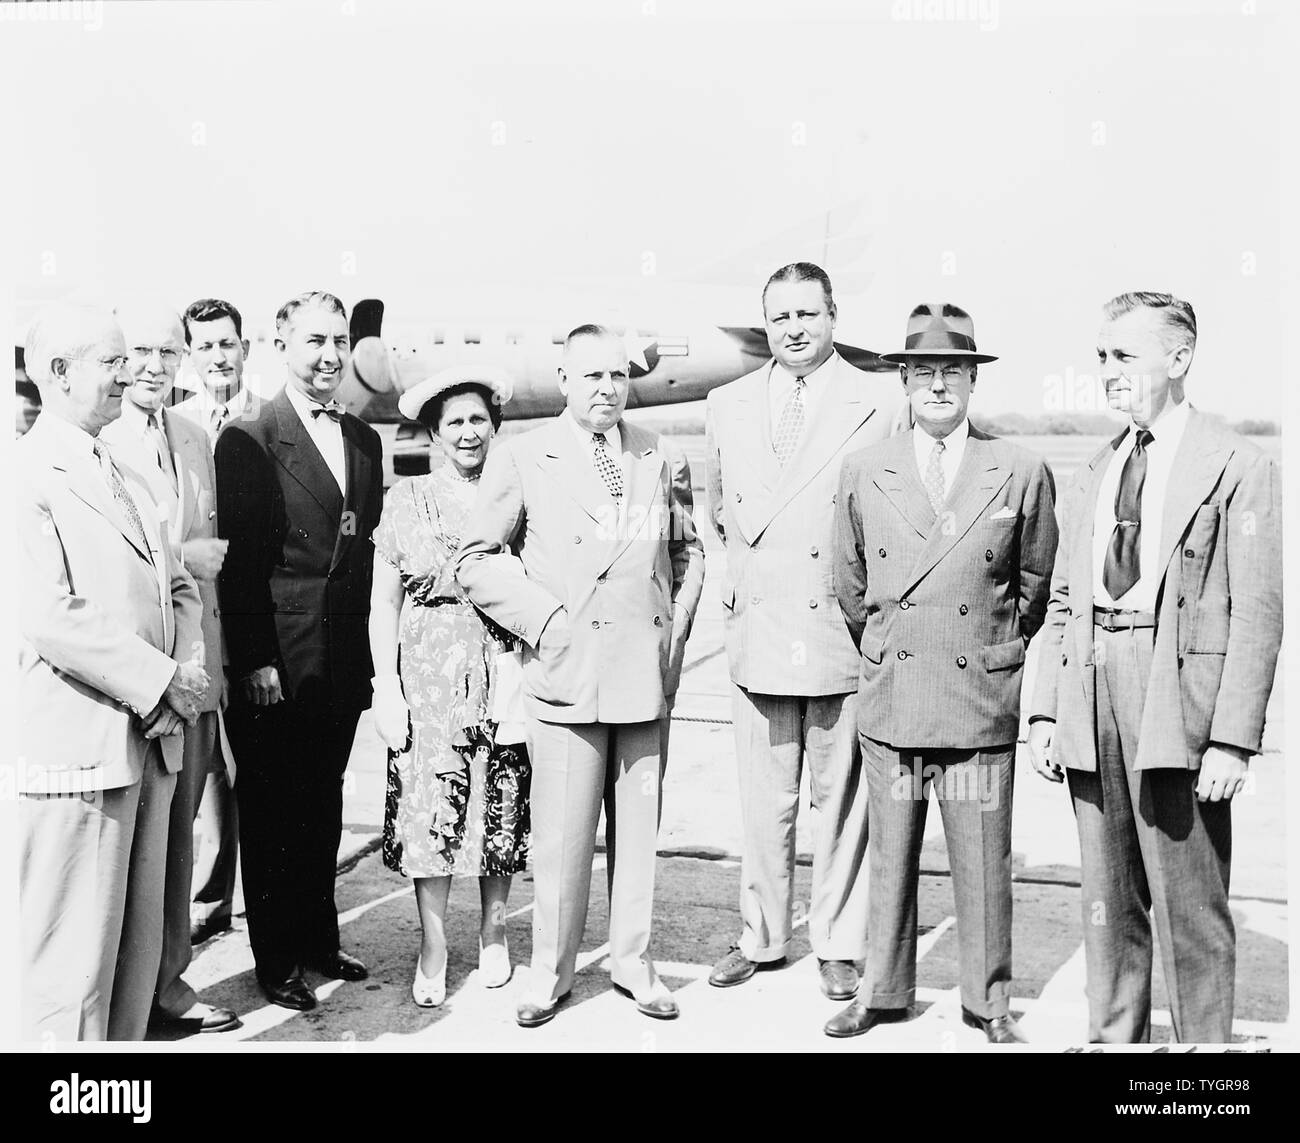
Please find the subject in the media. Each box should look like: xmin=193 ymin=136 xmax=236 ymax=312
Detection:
xmin=478 ymin=937 xmax=512 ymax=988
xmin=412 ymin=950 xmax=447 ymax=1008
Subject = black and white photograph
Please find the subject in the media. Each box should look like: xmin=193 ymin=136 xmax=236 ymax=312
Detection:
xmin=2 ymin=0 xmax=1293 ymax=1085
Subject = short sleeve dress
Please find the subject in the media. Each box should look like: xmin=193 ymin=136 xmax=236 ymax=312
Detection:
xmin=371 ymin=468 xmax=530 ymax=878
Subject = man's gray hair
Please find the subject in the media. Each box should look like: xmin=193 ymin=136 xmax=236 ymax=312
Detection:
xmin=275 ymin=291 xmax=347 ymax=335
xmin=23 ymin=303 xmax=118 ymax=386
xmin=1103 ymin=291 xmax=1197 ymax=353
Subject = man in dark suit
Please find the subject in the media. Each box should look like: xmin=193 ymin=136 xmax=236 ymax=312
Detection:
xmin=826 ymin=304 xmax=1058 ymax=1042
xmin=216 ymin=291 xmax=384 ymax=1011
xmin=1028 ymin=292 xmax=1282 ymax=1043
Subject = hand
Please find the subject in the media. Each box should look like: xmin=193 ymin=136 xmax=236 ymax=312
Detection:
xmin=142 ymin=704 xmax=184 ymax=740
xmin=663 ymin=602 xmax=692 ymax=698
xmin=1195 ymin=743 xmax=1251 ymax=802
xmin=241 ymin=665 xmax=284 ymax=706
xmin=1027 ymin=720 xmax=1062 ymax=783
xmin=371 ymin=675 xmax=411 ymax=751
xmin=164 ymin=660 xmax=210 ymax=725
xmin=183 ymin=537 xmax=229 ymax=581
xmin=537 ymin=607 xmax=571 ymax=661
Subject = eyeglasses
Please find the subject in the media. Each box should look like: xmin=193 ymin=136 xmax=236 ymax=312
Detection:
xmin=128 ymin=345 xmax=182 ymax=364
xmin=67 ymin=355 xmax=130 ymax=372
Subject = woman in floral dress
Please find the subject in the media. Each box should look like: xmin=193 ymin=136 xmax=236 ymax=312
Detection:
xmin=368 ymin=367 xmax=529 ymax=1007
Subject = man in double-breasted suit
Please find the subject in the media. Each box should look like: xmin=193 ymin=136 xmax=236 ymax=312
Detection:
xmin=172 ymin=297 xmax=251 ymax=944
xmin=17 ymin=303 xmax=209 ymax=1041
xmin=826 ymin=304 xmax=1058 ymax=1041
xmin=457 ymin=324 xmax=705 ymax=1027
xmin=704 ymin=263 xmax=901 ymax=1000
xmin=1027 ymin=293 xmax=1282 ymax=1043
xmin=216 ymin=292 xmax=384 ymax=1011
xmin=101 ymin=301 xmax=239 ymax=1033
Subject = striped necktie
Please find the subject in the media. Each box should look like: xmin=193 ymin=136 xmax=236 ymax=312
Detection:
xmin=772 ymin=377 xmax=806 ymax=465
xmin=92 ymin=439 xmax=152 ymax=557
xmin=923 ymin=437 xmax=947 ymax=513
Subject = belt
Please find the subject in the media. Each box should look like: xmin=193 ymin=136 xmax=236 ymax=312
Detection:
xmin=1093 ymin=605 xmax=1156 ymax=630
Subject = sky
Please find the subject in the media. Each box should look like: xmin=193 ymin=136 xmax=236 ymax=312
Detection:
xmin=1 ymin=0 xmax=1285 ymax=419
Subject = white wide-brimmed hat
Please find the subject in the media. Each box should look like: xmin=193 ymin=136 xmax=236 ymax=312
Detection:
xmin=397 ymin=365 xmax=514 ymax=422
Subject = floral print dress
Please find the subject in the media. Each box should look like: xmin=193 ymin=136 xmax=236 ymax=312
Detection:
xmin=372 ymin=468 xmax=530 ymax=878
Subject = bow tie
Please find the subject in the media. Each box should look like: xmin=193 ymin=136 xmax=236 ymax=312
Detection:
xmin=309 ymin=400 xmax=345 ymax=421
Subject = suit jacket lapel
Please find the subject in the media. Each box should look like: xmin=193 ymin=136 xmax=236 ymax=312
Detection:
xmin=754 ymin=362 xmax=782 ymax=495
xmin=1070 ymin=429 xmax=1126 ymax=666
xmin=873 ymin=431 xmax=935 ymax=539
xmin=537 ymin=416 xmax=617 ymax=526
xmin=753 ymin=355 xmax=877 ymax=540
xmin=271 ymin=388 xmax=344 ymax=521
xmin=330 ymin=414 xmax=375 ymax=572
xmin=903 ymin=432 xmax=1011 ymax=596
xmin=161 ymin=410 xmax=197 ymax=539
xmin=1156 ymin=409 xmax=1231 ymax=587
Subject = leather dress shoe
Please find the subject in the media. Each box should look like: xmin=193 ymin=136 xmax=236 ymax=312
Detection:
xmin=708 ymin=946 xmax=785 ymax=988
xmin=962 ymin=1007 xmax=1028 ymax=1044
xmin=824 ymin=1002 xmax=910 ymax=1039
xmin=150 ymin=1001 xmax=241 ymax=1034
xmin=189 ymin=916 xmax=232 ymax=945
xmin=516 ymin=991 xmax=571 ymax=1028
xmin=260 ymin=973 xmax=316 ymax=1012
xmin=818 ymin=959 xmax=860 ymax=1001
xmin=308 ymin=950 xmax=369 ymax=981
xmin=612 ymin=982 xmax=680 ymax=1020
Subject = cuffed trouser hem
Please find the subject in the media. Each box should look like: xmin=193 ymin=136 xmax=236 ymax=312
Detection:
xmin=867 ymin=989 xmax=914 ymax=1008
xmin=736 ymin=936 xmax=790 ymax=963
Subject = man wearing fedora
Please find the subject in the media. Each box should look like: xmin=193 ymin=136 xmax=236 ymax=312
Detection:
xmin=703 ymin=263 xmax=902 ymax=1002
xmin=1027 ymin=292 xmax=1282 ymax=1043
xmin=825 ymin=303 xmax=1058 ymax=1041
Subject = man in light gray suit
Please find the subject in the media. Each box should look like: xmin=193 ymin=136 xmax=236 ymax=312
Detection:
xmin=826 ymin=304 xmax=1057 ymax=1041
xmin=17 ymin=303 xmax=209 ymax=1041
xmin=457 ymin=325 xmax=705 ymax=1027
xmin=102 ymin=301 xmax=239 ymax=1034
xmin=1027 ymin=292 xmax=1282 ymax=1043
xmin=704 ymin=263 xmax=902 ymax=1000
xmin=173 ymin=297 xmax=251 ymax=945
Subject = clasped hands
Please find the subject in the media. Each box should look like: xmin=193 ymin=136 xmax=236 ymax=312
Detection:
xmin=141 ymin=658 xmax=211 ymax=740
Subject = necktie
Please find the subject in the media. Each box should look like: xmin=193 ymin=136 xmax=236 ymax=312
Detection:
xmin=310 ymin=400 xmax=345 ymax=421
xmin=923 ymin=437 xmax=947 ymax=513
xmin=1103 ymin=428 xmax=1153 ymax=600
xmin=211 ymin=403 xmax=229 ymax=438
xmin=92 ymin=439 xmax=152 ymax=557
xmin=772 ymin=377 xmax=806 ymax=465
xmin=148 ymin=412 xmax=177 ymax=491
xmin=592 ymin=433 xmax=624 ymax=500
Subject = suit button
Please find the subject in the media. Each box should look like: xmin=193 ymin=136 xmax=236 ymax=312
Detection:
xmin=879 ymin=548 xmax=887 ymax=558
xmin=213 ymin=607 xmax=220 ymax=618
xmin=1177 ymin=596 xmax=1185 ymax=608
xmin=574 ymin=535 xmax=582 ymax=544
xmin=1177 ymin=655 xmax=1184 ymax=669
xmin=959 ymin=604 xmax=968 ymax=615
xmin=1184 ymin=547 xmax=1195 ymax=558
xmin=735 ymin=492 xmax=743 ymax=502
xmin=207 ymin=509 xmax=216 ymax=520
xmin=751 ymin=594 xmax=760 ymax=604
xmin=899 ymin=599 xmax=910 ymax=610
xmin=956 ymin=656 xmax=967 ymax=669
xmin=597 ymin=574 xmax=606 ymax=584
xmin=985 ymin=549 xmax=994 ymax=561
xmin=897 ymin=650 xmax=908 ymax=661
xmin=809 ymin=546 xmax=819 ymax=558
xmin=591 ymin=620 xmax=601 ymax=629
xmin=808 ymin=599 xmax=818 ymax=609
xmin=1062 ymin=655 xmax=1068 ymax=666
xmin=653 ymin=615 xmax=663 ymax=626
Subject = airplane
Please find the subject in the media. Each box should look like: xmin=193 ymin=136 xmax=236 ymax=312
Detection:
xmin=338 ymin=297 xmax=892 ymax=478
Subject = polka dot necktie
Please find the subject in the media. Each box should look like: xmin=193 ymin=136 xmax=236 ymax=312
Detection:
xmin=592 ymin=433 xmax=624 ymax=500
xmin=772 ymin=377 xmax=806 ymax=466
xmin=1103 ymin=428 xmax=1153 ymax=600
xmin=93 ymin=439 xmax=152 ymax=558
xmin=924 ymin=437 xmax=947 ymax=514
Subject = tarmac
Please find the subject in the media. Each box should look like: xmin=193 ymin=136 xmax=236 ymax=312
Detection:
xmin=173 ymin=486 xmax=1291 ymax=1051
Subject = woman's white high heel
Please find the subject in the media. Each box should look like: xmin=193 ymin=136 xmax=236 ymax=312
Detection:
xmin=412 ymin=950 xmax=447 ymax=1008
xmin=478 ymin=937 xmax=512 ymax=988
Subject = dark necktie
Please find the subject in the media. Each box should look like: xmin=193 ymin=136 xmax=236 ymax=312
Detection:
xmin=1102 ymin=428 xmax=1153 ymax=600
xmin=592 ymin=433 xmax=624 ymax=500
xmin=310 ymin=400 xmax=344 ymax=421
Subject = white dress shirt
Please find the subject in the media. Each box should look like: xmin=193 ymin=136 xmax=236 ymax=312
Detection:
xmin=767 ymin=353 xmax=831 ymax=444
xmin=1092 ymin=398 xmax=1192 ymax=610
xmin=185 ymin=385 xmax=252 ymax=446
xmin=912 ymin=416 xmax=971 ymax=503
xmin=564 ymin=409 xmax=626 ymax=531
xmin=285 ymin=382 xmax=347 ymax=495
